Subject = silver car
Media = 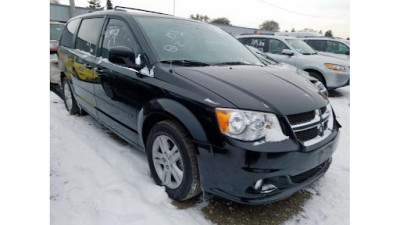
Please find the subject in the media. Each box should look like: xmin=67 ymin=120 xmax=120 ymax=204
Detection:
xmin=246 ymin=45 xmax=329 ymax=97
xmin=303 ymin=37 xmax=350 ymax=61
xmin=237 ymin=35 xmax=350 ymax=89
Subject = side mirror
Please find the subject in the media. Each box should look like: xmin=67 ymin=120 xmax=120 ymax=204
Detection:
xmin=282 ymin=49 xmax=294 ymax=56
xmin=345 ymin=51 xmax=350 ymax=55
xmin=108 ymin=46 xmax=143 ymax=70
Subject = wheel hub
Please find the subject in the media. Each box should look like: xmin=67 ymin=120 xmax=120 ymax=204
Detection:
xmin=152 ymin=135 xmax=184 ymax=189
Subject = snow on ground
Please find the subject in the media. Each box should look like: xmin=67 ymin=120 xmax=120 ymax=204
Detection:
xmin=285 ymin=87 xmax=350 ymax=225
xmin=50 ymin=86 xmax=350 ymax=225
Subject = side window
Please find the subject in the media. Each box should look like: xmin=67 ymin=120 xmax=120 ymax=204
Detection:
xmin=76 ymin=18 xmax=104 ymax=55
xmin=238 ymin=38 xmax=248 ymax=45
xmin=327 ymin=41 xmax=349 ymax=55
xmin=100 ymin=19 xmax=139 ymax=59
xmin=247 ymin=38 xmax=267 ymax=52
xmin=268 ymin=39 xmax=289 ymax=54
xmin=305 ymin=40 xmax=326 ymax=51
xmin=60 ymin=19 xmax=80 ymax=48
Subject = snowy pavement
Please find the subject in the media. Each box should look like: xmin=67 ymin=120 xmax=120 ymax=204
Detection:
xmin=50 ymin=86 xmax=349 ymax=225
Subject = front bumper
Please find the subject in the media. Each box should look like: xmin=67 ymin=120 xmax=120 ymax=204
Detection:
xmin=196 ymin=128 xmax=340 ymax=205
xmin=324 ymin=69 xmax=350 ymax=89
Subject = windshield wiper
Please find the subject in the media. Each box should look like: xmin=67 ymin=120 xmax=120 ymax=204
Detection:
xmin=213 ymin=61 xmax=256 ymax=66
xmin=159 ymin=60 xmax=210 ymax=67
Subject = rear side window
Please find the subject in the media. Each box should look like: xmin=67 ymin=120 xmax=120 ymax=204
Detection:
xmin=60 ymin=19 xmax=80 ymax=48
xmin=326 ymin=41 xmax=349 ymax=55
xmin=76 ymin=18 xmax=104 ymax=55
xmin=246 ymin=38 xmax=267 ymax=52
xmin=305 ymin=40 xmax=326 ymax=51
xmin=100 ymin=19 xmax=139 ymax=59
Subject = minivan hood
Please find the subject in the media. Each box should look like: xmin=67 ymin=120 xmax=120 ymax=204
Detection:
xmin=174 ymin=65 xmax=328 ymax=115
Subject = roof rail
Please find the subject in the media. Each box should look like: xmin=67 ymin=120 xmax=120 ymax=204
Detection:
xmin=114 ymin=6 xmax=171 ymax=16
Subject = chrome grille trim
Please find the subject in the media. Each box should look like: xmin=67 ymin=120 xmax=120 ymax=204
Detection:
xmin=287 ymin=104 xmax=334 ymax=146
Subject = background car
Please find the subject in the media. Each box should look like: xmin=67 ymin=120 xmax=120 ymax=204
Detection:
xmin=50 ymin=22 xmax=65 ymax=86
xmin=303 ymin=37 xmax=350 ymax=60
xmin=237 ymin=35 xmax=350 ymax=89
xmin=246 ymin=45 xmax=329 ymax=97
xmin=50 ymin=22 xmax=65 ymax=53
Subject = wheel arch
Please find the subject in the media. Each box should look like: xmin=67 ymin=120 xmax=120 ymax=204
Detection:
xmin=303 ymin=68 xmax=326 ymax=86
xmin=137 ymin=98 xmax=209 ymax=150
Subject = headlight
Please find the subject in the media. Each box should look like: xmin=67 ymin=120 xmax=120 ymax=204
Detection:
xmin=324 ymin=63 xmax=346 ymax=72
xmin=216 ymin=108 xmax=288 ymax=142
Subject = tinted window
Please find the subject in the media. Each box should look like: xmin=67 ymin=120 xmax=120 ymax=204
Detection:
xmin=76 ymin=18 xmax=104 ymax=54
xmin=247 ymin=38 xmax=267 ymax=52
xmin=268 ymin=39 xmax=289 ymax=54
xmin=50 ymin=23 xmax=65 ymax=41
xmin=326 ymin=41 xmax=349 ymax=55
xmin=100 ymin=19 xmax=139 ymax=59
xmin=60 ymin=19 xmax=80 ymax=48
xmin=305 ymin=40 xmax=326 ymax=51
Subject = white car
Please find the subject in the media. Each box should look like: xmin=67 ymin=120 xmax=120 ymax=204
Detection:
xmin=303 ymin=38 xmax=350 ymax=61
xmin=237 ymin=35 xmax=350 ymax=89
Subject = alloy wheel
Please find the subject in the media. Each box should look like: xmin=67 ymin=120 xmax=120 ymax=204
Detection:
xmin=152 ymin=135 xmax=184 ymax=189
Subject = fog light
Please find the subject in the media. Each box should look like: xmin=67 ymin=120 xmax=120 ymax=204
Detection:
xmin=254 ymin=179 xmax=263 ymax=190
xmin=260 ymin=184 xmax=277 ymax=194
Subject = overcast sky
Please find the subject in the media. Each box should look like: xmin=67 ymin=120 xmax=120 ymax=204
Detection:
xmin=58 ymin=0 xmax=349 ymax=38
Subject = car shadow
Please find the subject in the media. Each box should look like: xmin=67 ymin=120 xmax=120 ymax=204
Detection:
xmin=328 ymin=89 xmax=344 ymax=98
xmin=174 ymin=191 xmax=311 ymax=225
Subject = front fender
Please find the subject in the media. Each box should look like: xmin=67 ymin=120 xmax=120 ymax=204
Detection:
xmin=137 ymin=98 xmax=209 ymax=148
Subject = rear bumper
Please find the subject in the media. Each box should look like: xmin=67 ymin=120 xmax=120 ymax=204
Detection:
xmin=196 ymin=129 xmax=339 ymax=205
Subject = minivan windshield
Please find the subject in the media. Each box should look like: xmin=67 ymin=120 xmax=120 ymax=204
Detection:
xmin=286 ymin=39 xmax=317 ymax=55
xmin=135 ymin=16 xmax=262 ymax=65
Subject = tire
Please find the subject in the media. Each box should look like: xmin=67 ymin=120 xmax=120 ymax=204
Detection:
xmin=146 ymin=120 xmax=201 ymax=201
xmin=308 ymin=71 xmax=326 ymax=87
xmin=62 ymin=78 xmax=79 ymax=115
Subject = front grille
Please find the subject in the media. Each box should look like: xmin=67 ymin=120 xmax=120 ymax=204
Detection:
xmin=321 ymin=106 xmax=327 ymax=115
xmin=295 ymin=127 xmax=319 ymax=142
xmin=287 ymin=110 xmax=315 ymax=125
xmin=290 ymin=161 xmax=327 ymax=183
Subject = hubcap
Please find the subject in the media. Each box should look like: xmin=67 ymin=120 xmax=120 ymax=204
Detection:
xmin=152 ymin=135 xmax=183 ymax=189
xmin=63 ymin=82 xmax=73 ymax=111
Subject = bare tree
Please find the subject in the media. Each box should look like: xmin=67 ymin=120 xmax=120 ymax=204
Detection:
xmin=259 ymin=20 xmax=279 ymax=31
xmin=325 ymin=30 xmax=333 ymax=37
xmin=211 ymin=17 xmax=231 ymax=25
xmin=87 ymin=0 xmax=101 ymax=9
xmin=190 ymin=14 xmax=210 ymax=23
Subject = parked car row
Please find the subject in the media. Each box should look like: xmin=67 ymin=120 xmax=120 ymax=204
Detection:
xmin=53 ymin=7 xmax=341 ymax=205
xmin=237 ymin=35 xmax=350 ymax=90
xmin=303 ymin=37 xmax=350 ymax=60
xmin=245 ymin=45 xmax=329 ymax=96
xmin=50 ymin=22 xmax=65 ymax=86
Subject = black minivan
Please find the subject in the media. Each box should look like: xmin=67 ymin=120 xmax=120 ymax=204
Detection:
xmin=58 ymin=7 xmax=341 ymax=205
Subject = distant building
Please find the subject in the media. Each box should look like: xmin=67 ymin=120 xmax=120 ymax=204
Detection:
xmin=275 ymin=32 xmax=324 ymax=38
xmin=212 ymin=23 xmax=275 ymax=37
xmin=50 ymin=3 xmax=101 ymax=22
